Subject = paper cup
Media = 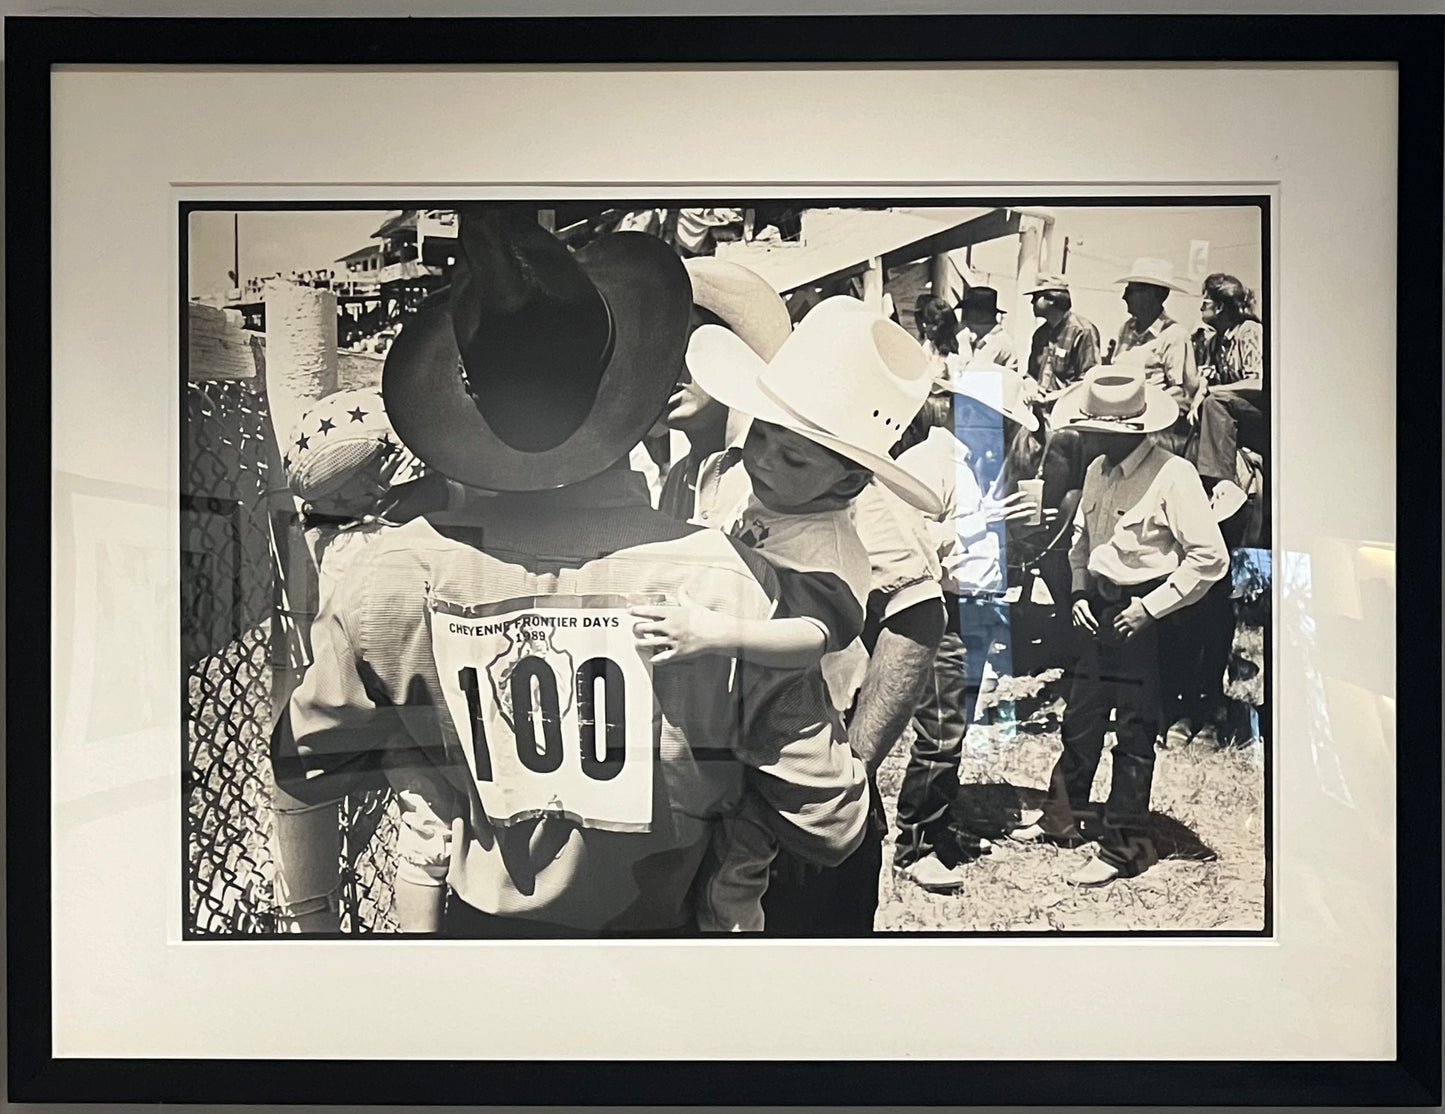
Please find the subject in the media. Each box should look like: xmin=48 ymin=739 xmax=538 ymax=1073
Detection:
xmin=1018 ymin=478 xmax=1044 ymax=526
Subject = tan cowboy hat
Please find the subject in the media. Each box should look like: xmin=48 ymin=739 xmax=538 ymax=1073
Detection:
xmin=684 ymin=257 xmax=791 ymax=361
xmin=383 ymin=207 xmax=691 ymax=491
xmin=1114 ymin=256 xmax=1193 ymax=294
xmin=946 ymin=361 xmax=1040 ymax=433
xmin=1024 ymin=273 xmax=1070 ymax=297
xmin=686 ymin=295 xmax=941 ymax=514
xmin=1049 ymin=357 xmax=1178 ymax=434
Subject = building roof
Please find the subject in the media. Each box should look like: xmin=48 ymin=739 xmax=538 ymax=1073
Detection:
xmin=371 ymin=210 xmax=418 ymax=239
xmin=336 ymin=244 xmax=383 ymax=264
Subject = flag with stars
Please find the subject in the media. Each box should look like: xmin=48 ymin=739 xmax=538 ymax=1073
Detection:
xmin=283 ymin=387 xmax=425 ymax=516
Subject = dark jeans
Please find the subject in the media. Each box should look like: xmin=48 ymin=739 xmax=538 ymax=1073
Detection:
xmin=761 ymin=775 xmax=886 ymax=936
xmin=1158 ymin=573 xmax=1234 ymax=730
xmin=1152 ymin=400 xmax=1241 ymax=485
xmin=894 ymin=597 xmax=1012 ymax=867
xmin=1040 ymin=585 xmax=1162 ymax=875
xmin=1211 ymin=384 xmax=1268 ymax=457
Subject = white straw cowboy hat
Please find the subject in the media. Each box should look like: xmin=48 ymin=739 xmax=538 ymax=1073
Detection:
xmin=947 ymin=361 xmax=1040 ymax=433
xmin=686 ymin=295 xmax=941 ymax=514
xmin=1049 ymin=356 xmax=1178 ymax=434
xmin=1114 ymin=256 xmax=1194 ymax=294
xmin=684 ymin=257 xmax=791 ymax=361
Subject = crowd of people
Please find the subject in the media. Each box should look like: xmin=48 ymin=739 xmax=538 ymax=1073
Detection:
xmin=239 ymin=268 xmax=340 ymax=300
xmin=264 ymin=206 xmax=1267 ymax=935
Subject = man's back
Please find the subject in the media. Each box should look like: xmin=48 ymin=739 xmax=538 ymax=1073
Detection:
xmin=277 ymin=466 xmax=868 ymax=932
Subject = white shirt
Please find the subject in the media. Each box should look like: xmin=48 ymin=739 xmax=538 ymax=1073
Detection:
xmin=1069 ymin=438 xmax=1228 ymax=619
xmin=896 ymin=425 xmax=1003 ymax=596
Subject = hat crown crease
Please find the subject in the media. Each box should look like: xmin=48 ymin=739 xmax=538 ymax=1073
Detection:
xmin=452 ymin=209 xmax=615 ymax=453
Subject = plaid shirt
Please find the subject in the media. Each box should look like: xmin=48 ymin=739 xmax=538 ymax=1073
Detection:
xmin=273 ymin=464 xmax=867 ymax=931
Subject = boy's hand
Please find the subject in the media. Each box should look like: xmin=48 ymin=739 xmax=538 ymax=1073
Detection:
xmin=1113 ymin=598 xmax=1155 ymax=639
xmin=982 ymin=490 xmax=1038 ymax=525
xmin=1071 ymin=598 xmax=1098 ymax=633
xmin=631 ymin=589 xmax=737 ymax=664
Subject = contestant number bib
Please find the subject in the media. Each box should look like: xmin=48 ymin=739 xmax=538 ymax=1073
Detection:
xmin=431 ymin=593 xmax=657 ymax=832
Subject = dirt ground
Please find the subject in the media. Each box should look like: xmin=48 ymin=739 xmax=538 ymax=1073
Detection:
xmin=872 ymin=681 xmax=1268 ymax=934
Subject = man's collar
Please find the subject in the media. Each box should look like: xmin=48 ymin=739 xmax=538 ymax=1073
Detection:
xmin=1130 ymin=311 xmax=1176 ymax=341
xmin=430 ymin=459 xmax=651 ymax=521
xmin=1110 ymin=437 xmax=1156 ymax=478
xmin=724 ymin=411 xmax=753 ymax=450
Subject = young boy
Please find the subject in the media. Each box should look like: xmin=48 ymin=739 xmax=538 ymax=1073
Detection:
xmin=889 ymin=363 xmax=1039 ymax=892
xmin=273 ymin=386 xmax=456 ymax=933
xmin=631 ymin=295 xmax=939 ymax=929
xmin=1010 ymin=362 xmax=1229 ymax=886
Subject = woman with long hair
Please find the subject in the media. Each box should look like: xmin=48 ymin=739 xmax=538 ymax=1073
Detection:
xmin=1199 ymin=272 xmax=1264 ymax=385
xmin=915 ymin=295 xmax=962 ymax=385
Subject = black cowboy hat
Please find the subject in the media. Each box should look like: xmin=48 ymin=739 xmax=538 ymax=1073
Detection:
xmin=956 ymin=285 xmax=1006 ymax=317
xmin=382 ymin=206 xmax=691 ymax=491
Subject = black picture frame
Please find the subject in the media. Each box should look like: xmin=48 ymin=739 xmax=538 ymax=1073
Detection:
xmin=7 ymin=13 xmax=1440 ymax=1107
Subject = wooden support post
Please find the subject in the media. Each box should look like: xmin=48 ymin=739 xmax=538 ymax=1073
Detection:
xmin=1014 ymin=216 xmax=1048 ymax=356
xmin=930 ymin=252 xmax=955 ymax=305
xmin=861 ymin=256 xmax=884 ymax=312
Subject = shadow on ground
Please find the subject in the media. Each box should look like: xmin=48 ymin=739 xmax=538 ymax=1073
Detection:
xmin=949 ymin=781 xmax=1218 ymax=863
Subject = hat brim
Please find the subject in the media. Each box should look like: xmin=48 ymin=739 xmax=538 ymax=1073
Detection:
xmin=383 ymin=232 xmax=690 ymax=492
xmin=687 ymin=325 xmax=942 ymax=515
xmin=1114 ymin=274 xmax=1195 ymax=295
xmin=1049 ymin=378 xmax=1179 ymax=434
xmin=946 ymin=375 xmax=1040 ymax=433
xmin=685 ymin=258 xmax=792 ymax=361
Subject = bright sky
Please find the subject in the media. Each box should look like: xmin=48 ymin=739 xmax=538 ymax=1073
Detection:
xmin=188 ymin=209 xmax=393 ymax=297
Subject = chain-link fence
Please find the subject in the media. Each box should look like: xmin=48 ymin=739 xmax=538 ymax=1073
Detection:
xmin=183 ymin=353 xmax=400 ymax=935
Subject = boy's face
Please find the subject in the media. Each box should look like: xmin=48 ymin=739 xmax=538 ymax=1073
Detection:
xmin=743 ymin=420 xmax=869 ymax=514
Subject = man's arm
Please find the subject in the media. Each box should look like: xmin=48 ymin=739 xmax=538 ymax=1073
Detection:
xmin=1139 ymin=462 xmax=1230 ymax=620
xmin=1173 ymin=326 xmax=1204 ymax=410
xmin=848 ymin=479 xmax=947 ymax=774
xmin=1074 ymin=322 xmax=1101 ymax=377
xmin=271 ymin=555 xmax=419 ymax=806
xmin=849 ymin=598 xmax=945 ymax=775
xmin=1068 ymin=476 xmax=1094 ymax=597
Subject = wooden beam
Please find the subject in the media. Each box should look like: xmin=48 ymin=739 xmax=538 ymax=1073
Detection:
xmin=881 ymin=208 xmax=1023 ymax=270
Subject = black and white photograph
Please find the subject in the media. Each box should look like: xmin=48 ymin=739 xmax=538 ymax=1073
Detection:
xmin=183 ymin=199 xmax=1271 ymax=938
xmin=16 ymin=12 xmax=1433 ymax=1102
